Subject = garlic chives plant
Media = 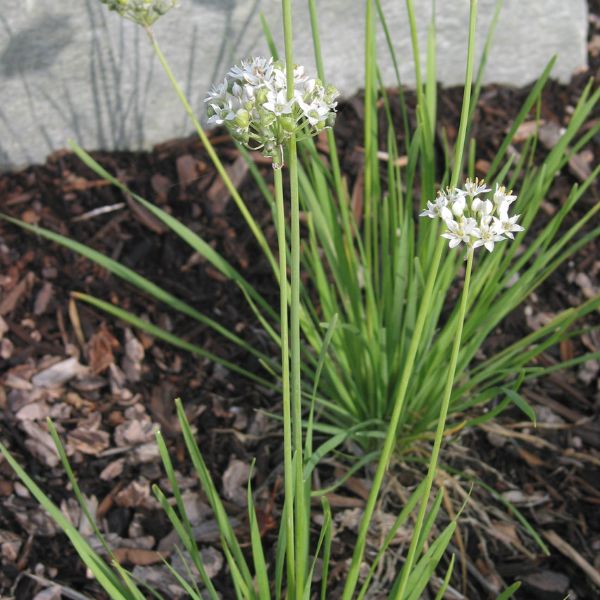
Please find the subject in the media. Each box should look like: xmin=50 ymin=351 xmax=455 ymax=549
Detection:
xmin=204 ymin=18 xmax=339 ymax=596
xmin=3 ymin=0 xmax=599 ymax=598
xmin=395 ymin=177 xmax=524 ymax=597
xmin=343 ymin=0 xmax=481 ymax=595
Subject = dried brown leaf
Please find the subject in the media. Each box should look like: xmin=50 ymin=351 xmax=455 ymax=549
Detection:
xmin=0 ymin=272 xmax=35 ymax=316
xmin=67 ymin=428 xmax=110 ymax=455
xmin=113 ymin=547 xmax=163 ymax=566
xmin=87 ymin=324 xmax=119 ymax=375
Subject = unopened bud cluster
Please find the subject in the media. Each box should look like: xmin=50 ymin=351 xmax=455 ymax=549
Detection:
xmin=99 ymin=0 xmax=178 ymax=25
xmin=205 ymin=57 xmax=339 ymax=166
xmin=420 ymin=179 xmax=524 ymax=253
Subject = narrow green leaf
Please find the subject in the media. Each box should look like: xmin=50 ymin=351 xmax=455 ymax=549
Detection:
xmin=496 ymin=581 xmax=521 ymax=600
xmin=72 ymin=292 xmax=271 ymax=387
xmin=502 ymin=388 xmax=537 ymax=426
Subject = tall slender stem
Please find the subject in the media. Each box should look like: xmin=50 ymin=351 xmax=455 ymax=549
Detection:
xmin=342 ymin=236 xmax=445 ymax=599
xmin=144 ymin=26 xmax=278 ymax=279
xmin=281 ymin=1 xmax=306 ymax=597
xmin=450 ymin=0 xmax=478 ymax=189
xmin=307 ymin=0 xmax=344 ymax=197
xmin=342 ymin=1 xmax=478 ymax=597
xmin=393 ymin=250 xmax=474 ymax=599
xmin=274 ymin=166 xmax=295 ymax=595
xmin=363 ymin=0 xmax=375 ymax=292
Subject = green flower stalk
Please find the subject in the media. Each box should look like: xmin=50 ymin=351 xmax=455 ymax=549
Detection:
xmin=205 ymin=53 xmax=338 ymax=597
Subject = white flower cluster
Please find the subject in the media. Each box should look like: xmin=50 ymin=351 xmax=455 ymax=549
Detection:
xmin=99 ymin=0 xmax=178 ymax=25
xmin=420 ymin=179 xmax=524 ymax=253
xmin=205 ymin=57 xmax=339 ymax=166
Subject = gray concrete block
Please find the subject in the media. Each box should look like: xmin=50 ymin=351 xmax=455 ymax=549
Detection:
xmin=0 ymin=0 xmax=588 ymax=169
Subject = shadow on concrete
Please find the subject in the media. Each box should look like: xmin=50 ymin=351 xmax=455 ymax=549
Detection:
xmin=1 ymin=14 xmax=74 ymax=78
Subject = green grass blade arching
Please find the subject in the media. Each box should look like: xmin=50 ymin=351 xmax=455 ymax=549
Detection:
xmin=174 ymin=399 xmax=255 ymax=587
xmin=0 ymin=442 xmax=131 ymax=599
xmin=0 ymin=214 xmax=273 ymax=368
xmin=72 ymin=292 xmax=272 ymax=387
xmin=154 ymin=430 xmax=220 ymax=599
xmin=68 ymin=142 xmax=277 ymax=323
xmin=247 ymin=463 xmax=271 ymax=599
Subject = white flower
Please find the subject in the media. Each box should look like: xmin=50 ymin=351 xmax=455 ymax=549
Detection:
xmin=206 ymin=95 xmax=238 ymax=125
xmin=493 ymin=184 xmax=517 ymax=217
xmin=228 ymin=57 xmax=274 ymax=86
xmin=297 ymin=98 xmax=330 ymax=126
xmin=263 ymin=89 xmax=294 ymax=116
xmin=464 ymin=178 xmax=491 ymax=198
xmin=205 ymin=79 xmax=228 ymax=104
xmin=473 ymin=218 xmax=506 ymax=252
xmin=206 ymin=57 xmax=338 ymax=165
xmin=421 ymin=177 xmax=525 ymax=254
xmin=441 ymin=216 xmax=478 ymax=248
xmin=446 ymin=188 xmax=467 ymax=204
xmin=471 ymin=198 xmax=493 ymax=216
xmin=419 ymin=194 xmax=452 ymax=220
xmin=293 ymin=65 xmax=309 ymax=85
xmin=492 ymin=214 xmax=524 ymax=239
xmin=450 ymin=194 xmax=467 ymax=217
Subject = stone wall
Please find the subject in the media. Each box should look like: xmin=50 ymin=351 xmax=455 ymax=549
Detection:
xmin=0 ymin=0 xmax=588 ymax=169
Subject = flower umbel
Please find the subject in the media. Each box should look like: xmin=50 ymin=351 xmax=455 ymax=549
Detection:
xmin=421 ymin=178 xmax=524 ymax=253
xmin=206 ymin=57 xmax=339 ymax=167
xmin=99 ymin=0 xmax=178 ymax=26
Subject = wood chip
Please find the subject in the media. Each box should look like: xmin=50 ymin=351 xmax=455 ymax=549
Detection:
xmin=67 ymin=428 xmax=110 ymax=455
xmin=0 ymin=272 xmax=35 ymax=316
xmin=33 ymin=282 xmax=54 ymax=315
xmin=222 ymin=458 xmax=250 ymax=507
xmin=121 ymin=328 xmax=145 ymax=382
xmin=568 ymin=149 xmax=593 ymax=182
xmin=151 ymin=173 xmax=173 ymax=203
xmin=512 ymin=119 xmax=543 ymax=143
xmin=32 ymin=357 xmax=89 ymax=388
xmin=543 ymin=529 xmax=600 ymax=588
xmin=206 ymin=155 xmax=248 ymax=216
xmin=521 ymin=570 xmax=569 ymax=599
xmin=176 ymin=154 xmax=199 ymax=190
xmin=125 ymin=196 xmax=167 ymax=234
xmin=87 ymin=324 xmax=119 ymax=374
xmin=112 ymin=547 xmax=163 ymax=566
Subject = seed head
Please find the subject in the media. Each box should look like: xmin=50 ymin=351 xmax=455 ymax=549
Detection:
xmin=99 ymin=0 xmax=179 ymax=26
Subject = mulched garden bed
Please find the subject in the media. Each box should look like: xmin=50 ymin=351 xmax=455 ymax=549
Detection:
xmin=1 ymin=8 xmax=599 ymax=600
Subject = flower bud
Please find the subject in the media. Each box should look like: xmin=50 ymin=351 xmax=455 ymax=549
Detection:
xmin=234 ymin=109 xmax=250 ymax=130
xmin=280 ymin=116 xmax=296 ymax=133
